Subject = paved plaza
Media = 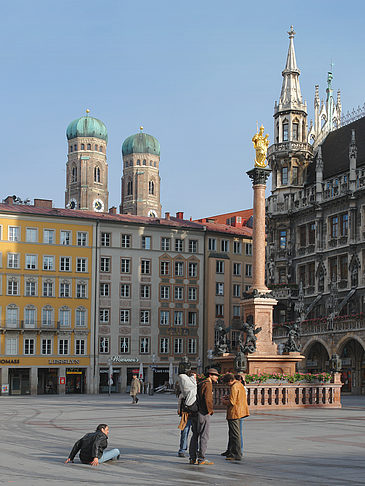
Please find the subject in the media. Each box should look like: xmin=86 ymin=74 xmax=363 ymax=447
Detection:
xmin=0 ymin=394 xmax=364 ymax=486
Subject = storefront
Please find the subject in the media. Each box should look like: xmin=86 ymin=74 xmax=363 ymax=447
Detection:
xmin=9 ymin=368 xmax=30 ymax=395
xmin=38 ymin=368 xmax=58 ymax=394
xmin=66 ymin=368 xmax=86 ymax=394
xmin=152 ymin=367 xmax=170 ymax=389
xmin=99 ymin=368 xmax=120 ymax=393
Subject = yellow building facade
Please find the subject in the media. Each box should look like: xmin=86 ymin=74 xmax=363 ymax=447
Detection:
xmin=0 ymin=199 xmax=95 ymax=395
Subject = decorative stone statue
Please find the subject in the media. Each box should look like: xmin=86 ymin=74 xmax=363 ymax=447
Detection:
xmin=214 ymin=322 xmax=231 ymax=355
xmin=240 ymin=316 xmax=262 ymax=354
xmin=268 ymin=257 xmax=275 ymax=283
xmin=252 ymin=124 xmax=270 ymax=168
xmin=282 ymin=320 xmax=301 ymax=353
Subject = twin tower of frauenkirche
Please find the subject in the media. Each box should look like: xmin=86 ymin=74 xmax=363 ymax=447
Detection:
xmin=65 ymin=116 xmax=162 ymax=217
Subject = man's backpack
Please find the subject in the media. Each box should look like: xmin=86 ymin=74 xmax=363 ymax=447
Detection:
xmin=181 ymin=396 xmax=198 ymax=413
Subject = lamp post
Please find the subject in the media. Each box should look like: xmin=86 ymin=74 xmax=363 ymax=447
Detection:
xmin=107 ymin=357 xmax=113 ymax=397
xmin=152 ymin=353 xmax=156 ymax=392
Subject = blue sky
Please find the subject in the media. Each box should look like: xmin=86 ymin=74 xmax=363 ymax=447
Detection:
xmin=1 ymin=0 xmax=364 ymax=219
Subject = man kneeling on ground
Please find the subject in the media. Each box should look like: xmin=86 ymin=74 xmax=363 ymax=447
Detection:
xmin=65 ymin=424 xmax=120 ymax=465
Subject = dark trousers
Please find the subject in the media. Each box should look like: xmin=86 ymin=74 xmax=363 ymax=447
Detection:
xmin=227 ymin=419 xmax=242 ymax=459
xmin=189 ymin=412 xmax=210 ymax=460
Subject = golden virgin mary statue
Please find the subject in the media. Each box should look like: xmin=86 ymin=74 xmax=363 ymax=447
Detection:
xmin=252 ymin=125 xmax=269 ymax=168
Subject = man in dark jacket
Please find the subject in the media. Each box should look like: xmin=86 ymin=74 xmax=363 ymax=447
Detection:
xmin=65 ymin=424 xmax=120 ymax=465
xmin=188 ymin=368 xmax=219 ymax=465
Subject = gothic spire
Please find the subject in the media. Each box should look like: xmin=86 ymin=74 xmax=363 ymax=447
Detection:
xmin=278 ymin=26 xmax=305 ymax=110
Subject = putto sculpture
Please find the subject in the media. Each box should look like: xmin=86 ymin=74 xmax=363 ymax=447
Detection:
xmin=240 ymin=316 xmax=262 ymax=354
xmin=282 ymin=320 xmax=301 ymax=353
xmin=214 ymin=321 xmax=231 ymax=355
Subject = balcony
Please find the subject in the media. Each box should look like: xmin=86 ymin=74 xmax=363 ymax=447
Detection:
xmin=269 ymin=283 xmax=298 ymax=300
xmin=0 ymin=321 xmax=88 ymax=333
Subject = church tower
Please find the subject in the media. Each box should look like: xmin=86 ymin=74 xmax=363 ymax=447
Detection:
xmin=268 ymin=26 xmax=312 ymax=193
xmin=65 ymin=111 xmax=109 ymax=212
xmin=120 ymin=128 xmax=161 ymax=217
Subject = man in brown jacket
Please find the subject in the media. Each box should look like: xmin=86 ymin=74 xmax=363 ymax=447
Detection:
xmin=188 ymin=368 xmax=219 ymax=465
xmin=130 ymin=374 xmax=141 ymax=404
xmin=221 ymin=373 xmax=249 ymax=461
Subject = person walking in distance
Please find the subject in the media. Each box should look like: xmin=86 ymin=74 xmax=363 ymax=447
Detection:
xmin=130 ymin=374 xmax=141 ymax=404
xmin=221 ymin=373 xmax=249 ymax=461
xmin=65 ymin=424 xmax=120 ymax=465
xmin=189 ymin=368 xmax=219 ymax=465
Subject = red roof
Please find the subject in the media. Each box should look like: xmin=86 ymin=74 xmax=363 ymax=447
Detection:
xmin=194 ymin=209 xmax=253 ymax=225
xmin=196 ymin=221 xmax=252 ymax=237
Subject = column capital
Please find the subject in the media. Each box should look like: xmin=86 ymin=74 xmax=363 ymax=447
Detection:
xmin=247 ymin=167 xmax=271 ymax=185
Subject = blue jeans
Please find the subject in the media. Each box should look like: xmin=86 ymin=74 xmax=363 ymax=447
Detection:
xmin=99 ymin=448 xmax=120 ymax=463
xmin=178 ymin=417 xmax=192 ymax=453
xmin=239 ymin=417 xmax=244 ymax=452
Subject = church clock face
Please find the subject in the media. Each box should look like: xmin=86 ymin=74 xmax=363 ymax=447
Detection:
xmin=68 ymin=198 xmax=77 ymax=209
xmin=93 ymin=199 xmax=104 ymax=212
xmin=148 ymin=210 xmax=158 ymax=217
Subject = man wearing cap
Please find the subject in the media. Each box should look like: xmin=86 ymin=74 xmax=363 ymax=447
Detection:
xmin=188 ymin=368 xmax=219 ymax=465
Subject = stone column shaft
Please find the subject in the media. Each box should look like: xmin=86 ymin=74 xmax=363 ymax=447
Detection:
xmin=252 ymin=183 xmax=267 ymax=292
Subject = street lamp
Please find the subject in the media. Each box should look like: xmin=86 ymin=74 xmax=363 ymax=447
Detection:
xmin=152 ymin=353 xmax=156 ymax=393
xmin=107 ymin=357 xmax=113 ymax=397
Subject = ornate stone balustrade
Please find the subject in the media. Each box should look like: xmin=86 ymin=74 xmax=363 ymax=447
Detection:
xmin=214 ymin=380 xmax=342 ymax=410
xmin=273 ymin=316 xmax=365 ymax=338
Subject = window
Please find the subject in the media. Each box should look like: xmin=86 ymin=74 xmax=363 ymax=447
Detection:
xmin=59 ymin=282 xmax=69 ymax=298
xmin=340 ymin=255 xmax=348 ymax=281
xmin=208 ymin=238 xmax=216 ymax=251
xmin=279 ymin=230 xmax=287 ymax=249
xmin=76 ymin=308 xmax=86 ymax=327
xmin=221 ymin=240 xmax=229 ymax=252
xmin=121 ymin=234 xmax=131 ymax=248
xmin=292 ymin=166 xmax=298 ymax=185
xmin=59 ymin=339 xmax=69 ymax=355
xmin=81 ymin=143 xmax=85 ymax=150
xmin=76 ymin=282 xmax=87 ymax=298
xmin=281 ymin=167 xmax=288 ymax=185
xmin=188 ymin=262 xmax=198 ymax=278
xmin=77 ymin=257 xmax=87 ymax=272
xmin=41 ymin=338 xmax=52 ymax=355
xmin=299 ymin=225 xmax=306 ymax=247
xmin=42 ymin=307 xmax=53 ymax=327
xmin=43 ymin=229 xmax=55 ymax=244
xmin=149 ymin=180 xmax=154 ymax=194
xmin=60 ymin=230 xmax=71 ymax=245
xmin=120 ymin=337 xmax=130 ymax=354
xmin=127 ymin=180 xmax=133 ymax=195
xmin=100 ymin=283 xmax=110 ymax=297
xmin=71 ymin=165 xmax=77 ymax=181
xmin=99 ymin=337 xmax=110 ymax=354
xmin=160 ymin=261 xmax=170 ymax=276
xmin=26 ymin=254 xmax=37 ymax=269
xmin=140 ymin=337 xmax=150 ymax=354
xmin=308 ymin=222 xmax=316 ymax=245
xmin=188 ymin=311 xmax=197 ymax=326
xmin=175 ymin=239 xmax=183 ymax=252
xmin=161 ymin=237 xmax=171 ymax=251
xmin=100 ymin=309 xmax=110 ymax=323
xmin=233 ymin=305 xmax=241 ymax=317
xmin=101 ymin=232 xmax=111 ymax=247
xmin=7 ymin=279 xmax=19 ymax=295
xmin=216 ymin=282 xmax=224 ymax=296
xmin=74 ymin=144 xmax=77 ymax=151
xmin=60 ymin=256 xmax=71 ymax=271
xmin=141 ymin=259 xmax=150 ymax=274
xmin=140 ymin=285 xmax=150 ymax=299
xmin=120 ymin=309 xmax=130 ymax=324
xmin=174 ymin=338 xmax=183 ymax=354
xmin=160 ymin=285 xmax=170 ymax=300
xmin=233 ymin=241 xmax=242 ymax=254
xmin=292 ymin=123 xmax=299 ymax=141
xmin=100 ymin=257 xmax=110 ymax=272
xmin=233 ymin=284 xmax=241 ymax=297
xmin=25 ymin=280 xmax=36 ymax=296
xmin=77 ymin=232 xmax=88 ymax=246
xmin=6 ymin=306 xmax=18 ymax=326
xmin=330 ymin=216 xmax=339 ymax=238
xmin=59 ymin=308 xmax=71 ymax=327
xmin=279 ymin=267 xmax=286 ymax=283
xmin=341 ymin=213 xmax=348 ymax=236
xmin=24 ymin=338 xmax=35 ymax=355
xmin=43 ymin=256 xmax=55 ymax=271
xmin=140 ymin=310 xmax=150 ymax=324
xmin=188 ymin=287 xmax=197 ymax=301
xmin=160 ymin=310 xmax=169 ymax=325
xmin=233 ymin=263 xmax=242 ymax=276
xmin=216 ymin=260 xmax=224 ymax=274
xmin=75 ymin=339 xmax=86 ymax=355
xmin=174 ymin=311 xmax=183 ymax=325
xmin=8 ymin=226 xmax=20 ymax=242
xmin=7 ymin=253 xmax=19 ymax=268
xmin=24 ymin=308 xmax=36 ymax=327
xmin=245 ymin=243 xmax=252 ymax=256
xmin=189 ymin=240 xmax=198 ymax=253
xmin=283 ymin=123 xmax=289 ymax=141
xmin=121 ymin=258 xmax=130 ymax=273
xmin=94 ymin=166 xmax=101 ymax=182
xmin=26 ymin=228 xmax=38 ymax=242
xmin=245 ymin=264 xmax=252 ymax=277
xmin=216 ymin=304 xmax=224 ymax=317
xmin=160 ymin=338 xmax=169 ymax=354
xmin=175 ymin=261 xmax=184 ymax=277
xmin=174 ymin=287 xmax=184 ymax=300
xmin=188 ymin=338 xmax=197 ymax=354
xmin=120 ymin=284 xmax=130 ymax=298
xmin=6 ymin=337 xmax=18 ymax=355
xmin=329 ymin=258 xmax=337 ymax=282
xmin=142 ymin=236 xmax=151 ymax=250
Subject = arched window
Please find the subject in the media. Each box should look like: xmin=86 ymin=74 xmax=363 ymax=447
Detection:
xmin=154 ymin=162 xmax=157 ymax=167
xmin=70 ymin=145 xmax=73 ymax=153
xmin=99 ymin=146 xmax=103 ymax=153
xmin=87 ymin=143 xmax=91 ymax=150
xmin=6 ymin=305 xmax=19 ymax=327
xmin=137 ymin=159 xmax=141 ymax=165
xmin=81 ymin=143 xmax=85 ymax=150
xmin=95 ymin=144 xmax=98 ymax=151
xmin=59 ymin=307 xmax=71 ymax=327
xmin=76 ymin=307 xmax=86 ymax=327
xmin=130 ymin=160 xmax=133 ymax=166
xmin=150 ymin=161 xmax=153 ymax=166
xmin=74 ymin=144 xmax=77 ymax=151
xmin=149 ymin=180 xmax=155 ymax=195
xmin=41 ymin=306 xmax=54 ymax=327
xmin=143 ymin=159 xmax=147 ymax=166
xmin=282 ymin=119 xmax=289 ymax=141
xmin=127 ymin=179 xmax=133 ymax=195
xmin=94 ymin=167 xmax=101 ymax=183
xmin=71 ymin=165 xmax=77 ymax=182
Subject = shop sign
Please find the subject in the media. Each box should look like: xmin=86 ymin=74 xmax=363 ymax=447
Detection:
xmin=59 ymin=377 xmax=66 ymax=385
xmin=154 ymin=368 xmax=170 ymax=374
xmin=49 ymin=359 xmax=80 ymax=365
xmin=0 ymin=359 xmax=20 ymax=364
xmin=2 ymin=384 xmax=9 ymax=394
xmin=111 ymin=356 xmax=139 ymax=363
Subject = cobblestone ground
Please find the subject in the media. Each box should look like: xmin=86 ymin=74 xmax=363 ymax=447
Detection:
xmin=0 ymin=394 xmax=364 ymax=486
